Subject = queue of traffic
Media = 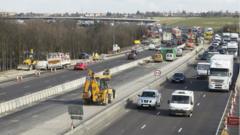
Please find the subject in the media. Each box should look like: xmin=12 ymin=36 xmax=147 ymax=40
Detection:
xmin=136 ymin=31 xmax=239 ymax=118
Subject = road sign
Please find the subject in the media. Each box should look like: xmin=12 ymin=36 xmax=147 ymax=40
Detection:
xmin=227 ymin=116 xmax=240 ymax=125
xmin=154 ymin=70 xmax=161 ymax=76
xmin=68 ymin=105 xmax=83 ymax=120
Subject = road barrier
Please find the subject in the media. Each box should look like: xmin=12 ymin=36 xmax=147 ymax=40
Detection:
xmin=216 ymin=64 xmax=240 ymax=135
xmin=0 ymin=56 xmax=151 ymax=117
xmin=65 ymin=45 xmax=204 ymax=135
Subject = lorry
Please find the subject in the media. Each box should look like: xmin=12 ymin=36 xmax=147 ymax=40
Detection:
xmin=196 ymin=62 xmax=210 ymax=78
xmin=172 ymin=27 xmax=182 ymax=39
xmin=227 ymin=41 xmax=238 ymax=58
xmin=112 ymin=44 xmax=120 ymax=53
xmin=47 ymin=52 xmax=71 ymax=69
xmin=83 ymin=69 xmax=115 ymax=105
xmin=160 ymin=47 xmax=177 ymax=61
xmin=168 ymin=90 xmax=194 ymax=117
xmin=204 ymin=27 xmax=214 ymax=40
xmin=162 ymin=32 xmax=172 ymax=44
xmin=208 ymin=54 xmax=234 ymax=91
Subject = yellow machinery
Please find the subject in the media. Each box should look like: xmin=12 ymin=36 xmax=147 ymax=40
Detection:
xmin=92 ymin=52 xmax=100 ymax=61
xmin=83 ymin=69 xmax=115 ymax=105
xmin=152 ymin=52 xmax=163 ymax=62
xmin=204 ymin=28 xmax=214 ymax=40
xmin=17 ymin=49 xmax=37 ymax=70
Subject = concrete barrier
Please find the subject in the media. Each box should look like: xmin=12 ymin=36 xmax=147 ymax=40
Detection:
xmin=0 ymin=56 xmax=151 ymax=117
xmin=65 ymin=45 xmax=204 ymax=135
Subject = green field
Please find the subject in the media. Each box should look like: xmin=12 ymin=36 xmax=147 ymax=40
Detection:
xmin=154 ymin=17 xmax=239 ymax=30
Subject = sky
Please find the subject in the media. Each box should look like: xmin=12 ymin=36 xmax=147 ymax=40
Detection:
xmin=0 ymin=0 xmax=239 ymax=13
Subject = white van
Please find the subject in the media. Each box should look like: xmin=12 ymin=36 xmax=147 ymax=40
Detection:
xmin=168 ymin=90 xmax=194 ymax=117
xmin=36 ymin=60 xmax=48 ymax=70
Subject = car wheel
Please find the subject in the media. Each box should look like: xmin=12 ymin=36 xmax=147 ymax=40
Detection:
xmin=187 ymin=112 xmax=193 ymax=117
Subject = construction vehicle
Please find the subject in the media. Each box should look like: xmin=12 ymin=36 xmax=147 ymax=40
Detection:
xmin=152 ymin=52 xmax=163 ymax=62
xmin=17 ymin=49 xmax=37 ymax=70
xmin=92 ymin=52 xmax=101 ymax=61
xmin=83 ymin=69 xmax=116 ymax=105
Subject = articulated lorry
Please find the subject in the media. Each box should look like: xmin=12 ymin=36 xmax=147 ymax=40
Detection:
xmin=47 ymin=52 xmax=71 ymax=69
xmin=208 ymin=54 xmax=234 ymax=91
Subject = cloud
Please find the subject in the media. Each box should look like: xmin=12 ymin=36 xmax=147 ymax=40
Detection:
xmin=0 ymin=0 xmax=239 ymax=13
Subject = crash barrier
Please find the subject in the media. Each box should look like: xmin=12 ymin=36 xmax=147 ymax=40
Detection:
xmin=0 ymin=56 xmax=150 ymax=117
xmin=216 ymin=65 xmax=240 ymax=135
xmin=65 ymin=46 xmax=204 ymax=135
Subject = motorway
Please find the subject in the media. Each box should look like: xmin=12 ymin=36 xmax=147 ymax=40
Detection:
xmin=98 ymin=63 xmax=239 ymax=135
xmin=0 ymin=48 xmax=193 ymax=135
xmin=0 ymin=50 xmax=154 ymax=102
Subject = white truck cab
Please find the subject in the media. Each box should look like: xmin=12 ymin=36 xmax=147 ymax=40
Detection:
xmin=168 ymin=90 xmax=194 ymax=117
xmin=208 ymin=54 xmax=234 ymax=91
xmin=227 ymin=41 xmax=238 ymax=58
xmin=137 ymin=89 xmax=161 ymax=109
xmin=196 ymin=62 xmax=210 ymax=78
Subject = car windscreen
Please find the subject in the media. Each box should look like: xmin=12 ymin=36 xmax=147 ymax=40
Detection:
xmin=174 ymin=73 xmax=183 ymax=77
xmin=171 ymin=95 xmax=190 ymax=104
xmin=197 ymin=64 xmax=210 ymax=70
xmin=141 ymin=92 xmax=155 ymax=97
xmin=210 ymin=68 xmax=228 ymax=76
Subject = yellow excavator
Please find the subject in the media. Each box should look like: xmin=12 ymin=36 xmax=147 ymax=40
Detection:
xmin=17 ymin=49 xmax=37 ymax=70
xmin=82 ymin=69 xmax=115 ymax=105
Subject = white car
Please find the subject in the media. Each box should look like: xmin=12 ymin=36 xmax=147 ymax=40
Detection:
xmin=35 ymin=60 xmax=48 ymax=70
xmin=137 ymin=89 xmax=161 ymax=109
xmin=148 ymin=44 xmax=156 ymax=50
xmin=168 ymin=90 xmax=194 ymax=117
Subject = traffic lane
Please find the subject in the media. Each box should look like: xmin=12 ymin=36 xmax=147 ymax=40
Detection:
xmin=98 ymin=65 xmax=204 ymax=135
xmin=0 ymin=50 xmax=155 ymax=102
xmin=0 ymin=60 xmax=168 ymax=135
xmin=98 ymin=63 xmax=238 ymax=135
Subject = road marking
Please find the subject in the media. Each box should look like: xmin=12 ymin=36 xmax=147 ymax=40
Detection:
xmin=10 ymin=119 xmax=19 ymax=123
xmin=203 ymin=94 xmax=206 ymax=98
xmin=140 ymin=124 xmax=146 ymax=129
xmin=156 ymin=112 xmax=161 ymax=115
xmin=0 ymin=92 xmax=6 ymax=96
xmin=23 ymin=85 xmax=30 ymax=88
xmin=197 ymin=103 xmax=200 ymax=106
xmin=178 ymin=128 xmax=182 ymax=133
xmin=32 ymin=115 xmax=38 ymax=118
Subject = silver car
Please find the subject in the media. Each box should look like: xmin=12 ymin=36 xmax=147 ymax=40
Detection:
xmin=137 ymin=89 xmax=161 ymax=109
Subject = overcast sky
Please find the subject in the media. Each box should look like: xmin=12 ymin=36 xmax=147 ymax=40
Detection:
xmin=0 ymin=0 xmax=239 ymax=13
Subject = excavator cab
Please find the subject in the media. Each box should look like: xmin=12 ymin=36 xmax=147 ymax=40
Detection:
xmin=83 ymin=69 xmax=115 ymax=105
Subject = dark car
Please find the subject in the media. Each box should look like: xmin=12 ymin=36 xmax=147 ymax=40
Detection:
xmin=198 ymin=51 xmax=208 ymax=60
xmin=171 ymin=73 xmax=186 ymax=83
xmin=79 ymin=52 xmax=90 ymax=59
xmin=127 ymin=53 xmax=137 ymax=60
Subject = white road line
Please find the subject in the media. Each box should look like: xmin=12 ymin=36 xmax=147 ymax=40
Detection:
xmin=140 ymin=124 xmax=146 ymax=129
xmin=0 ymin=92 xmax=6 ymax=96
xmin=23 ymin=85 xmax=30 ymax=88
xmin=178 ymin=128 xmax=182 ymax=133
xmin=203 ymin=94 xmax=206 ymax=98
xmin=156 ymin=112 xmax=161 ymax=115
xmin=10 ymin=119 xmax=19 ymax=123
xmin=32 ymin=115 xmax=38 ymax=118
xmin=197 ymin=103 xmax=200 ymax=106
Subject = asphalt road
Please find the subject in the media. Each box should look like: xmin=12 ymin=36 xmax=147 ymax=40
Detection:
xmin=0 ymin=55 xmax=173 ymax=135
xmin=0 ymin=50 xmax=154 ymax=102
xmin=98 ymin=63 xmax=239 ymax=135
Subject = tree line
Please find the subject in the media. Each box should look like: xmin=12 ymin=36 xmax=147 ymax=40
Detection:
xmin=0 ymin=19 xmax=144 ymax=71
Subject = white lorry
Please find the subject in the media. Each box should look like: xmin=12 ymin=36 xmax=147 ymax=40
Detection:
xmin=227 ymin=41 xmax=238 ymax=58
xmin=208 ymin=54 xmax=234 ymax=91
xmin=168 ymin=90 xmax=194 ymax=117
xmin=47 ymin=52 xmax=71 ymax=69
xmin=196 ymin=62 xmax=210 ymax=78
xmin=162 ymin=32 xmax=172 ymax=44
